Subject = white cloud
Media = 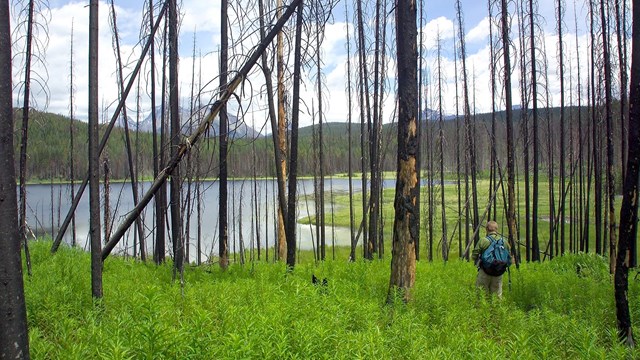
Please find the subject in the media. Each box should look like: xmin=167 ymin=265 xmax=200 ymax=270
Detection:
xmin=10 ymin=0 xmax=610 ymax=137
xmin=420 ymin=16 xmax=455 ymax=50
xmin=465 ymin=16 xmax=490 ymax=44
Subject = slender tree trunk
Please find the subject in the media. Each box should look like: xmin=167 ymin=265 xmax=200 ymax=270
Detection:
xmin=590 ymin=0 xmax=603 ymax=255
xmin=436 ymin=34 xmax=448 ymax=261
xmin=530 ymin=0 xmax=541 ymax=261
xmin=356 ymin=0 xmax=371 ymax=259
xmin=389 ymin=0 xmax=417 ymax=303
xmin=615 ymin=0 xmax=629 ymax=180
xmin=285 ymin=0 xmax=304 ymax=269
xmin=196 ymin=58 xmax=202 ymax=265
xmin=346 ymin=1 xmax=356 ymax=261
xmin=517 ymin=0 xmax=531 ymax=261
xmin=151 ymin=1 xmax=165 ymax=264
xmin=88 ymin=0 xmax=102 ymax=299
xmin=488 ymin=0 xmax=498 ymax=223
xmin=0 ymin=0 xmax=30 ymax=354
xmin=600 ymin=0 xmax=617 ymax=273
xmin=614 ymin=0 xmax=639 ymax=344
xmin=416 ymin=0 xmax=424 ymax=261
xmin=368 ymin=0 xmax=382 ymax=259
xmin=18 ymin=1 xmax=35 ymax=276
xmin=453 ymin=33 xmax=462 ymax=258
xmin=315 ymin=2 xmax=326 ymax=260
xmin=257 ymin=0 xmax=289 ymax=262
xmin=276 ymin=0 xmax=288 ymax=262
xmin=169 ymin=0 xmax=183 ymax=277
xmin=502 ymin=0 xmax=518 ymax=263
xmin=455 ymin=0 xmax=471 ymax=257
xmin=219 ymin=0 xmax=229 ymax=270
xmin=69 ymin=24 xmax=76 ymax=248
xmin=557 ymin=0 xmax=566 ymax=255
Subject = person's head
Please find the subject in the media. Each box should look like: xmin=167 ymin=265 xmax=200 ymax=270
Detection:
xmin=486 ymin=221 xmax=498 ymax=234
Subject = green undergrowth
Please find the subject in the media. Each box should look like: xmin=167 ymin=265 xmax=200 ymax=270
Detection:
xmin=25 ymin=241 xmax=640 ymax=359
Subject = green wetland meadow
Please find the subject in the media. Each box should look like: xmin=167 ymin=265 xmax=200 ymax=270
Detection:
xmin=25 ymin=240 xmax=640 ymax=359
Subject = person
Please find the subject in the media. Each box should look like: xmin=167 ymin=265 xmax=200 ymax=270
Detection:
xmin=472 ymin=221 xmax=511 ymax=298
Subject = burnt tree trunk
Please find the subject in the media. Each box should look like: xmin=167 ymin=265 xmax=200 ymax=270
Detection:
xmin=219 ymin=0 xmax=229 ymax=270
xmin=169 ymin=0 xmax=183 ymax=277
xmin=88 ymin=0 xmax=102 ymax=299
xmin=614 ymin=0 xmax=639 ymax=345
xmin=276 ymin=0 xmax=288 ymax=262
xmin=285 ymin=0 xmax=304 ymax=269
xmin=600 ymin=0 xmax=618 ymax=273
xmin=388 ymin=0 xmax=417 ymax=303
xmin=18 ymin=0 xmax=34 ymax=274
xmin=502 ymin=0 xmax=518 ymax=263
xmin=0 ymin=0 xmax=30 ymax=354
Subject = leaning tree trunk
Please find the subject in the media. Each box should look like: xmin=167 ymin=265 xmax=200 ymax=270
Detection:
xmin=0 ymin=0 xmax=30 ymax=355
xmin=614 ymin=0 xmax=639 ymax=345
xmin=88 ymin=0 xmax=102 ymax=299
xmin=388 ymin=0 xmax=417 ymax=304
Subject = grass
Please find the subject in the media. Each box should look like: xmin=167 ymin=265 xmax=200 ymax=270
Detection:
xmin=24 ymin=240 xmax=640 ymax=359
xmin=318 ymin=178 xmax=621 ymax=261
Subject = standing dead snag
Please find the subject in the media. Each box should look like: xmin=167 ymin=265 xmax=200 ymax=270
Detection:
xmin=501 ymin=0 xmax=518 ymax=264
xmin=388 ymin=0 xmax=417 ymax=303
xmin=219 ymin=0 xmax=229 ymax=270
xmin=285 ymin=0 xmax=304 ymax=269
xmin=88 ymin=0 xmax=102 ymax=299
xmin=614 ymin=0 xmax=639 ymax=346
xmin=0 ymin=0 xmax=30 ymax=355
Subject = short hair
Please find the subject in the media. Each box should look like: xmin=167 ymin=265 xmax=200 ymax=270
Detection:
xmin=486 ymin=221 xmax=498 ymax=233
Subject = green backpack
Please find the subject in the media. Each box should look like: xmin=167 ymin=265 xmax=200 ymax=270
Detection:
xmin=480 ymin=235 xmax=512 ymax=276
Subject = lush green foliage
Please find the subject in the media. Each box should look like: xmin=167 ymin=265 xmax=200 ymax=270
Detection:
xmin=25 ymin=241 xmax=639 ymax=359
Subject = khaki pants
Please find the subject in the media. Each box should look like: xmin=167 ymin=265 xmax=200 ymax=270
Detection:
xmin=476 ymin=268 xmax=503 ymax=298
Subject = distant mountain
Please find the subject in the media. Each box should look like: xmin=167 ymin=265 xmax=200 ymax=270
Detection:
xmin=421 ymin=108 xmax=456 ymax=121
xmin=117 ymin=106 xmax=259 ymax=140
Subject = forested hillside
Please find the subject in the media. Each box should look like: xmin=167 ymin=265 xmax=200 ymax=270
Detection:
xmin=15 ymin=105 xmax=611 ymax=182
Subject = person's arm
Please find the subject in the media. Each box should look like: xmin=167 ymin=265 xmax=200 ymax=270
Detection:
xmin=471 ymin=238 xmax=488 ymax=266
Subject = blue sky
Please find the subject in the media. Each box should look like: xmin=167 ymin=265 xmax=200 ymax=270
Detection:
xmin=12 ymin=0 xmax=599 ymax=129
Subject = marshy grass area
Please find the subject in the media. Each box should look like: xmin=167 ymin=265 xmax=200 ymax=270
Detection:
xmin=25 ymin=241 xmax=640 ymax=359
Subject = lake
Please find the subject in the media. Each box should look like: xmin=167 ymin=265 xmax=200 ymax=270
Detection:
xmin=23 ymin=178 xmax=398 ymax=263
